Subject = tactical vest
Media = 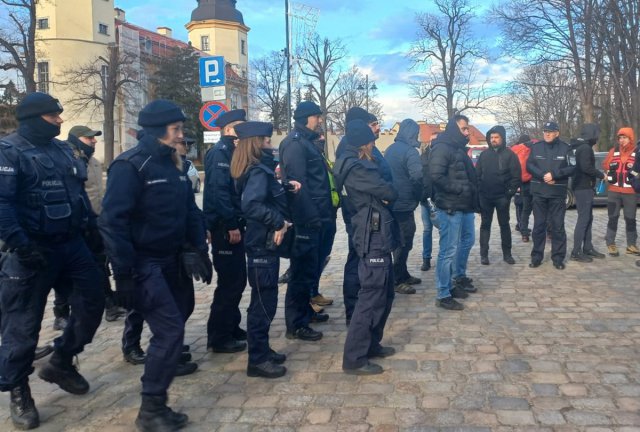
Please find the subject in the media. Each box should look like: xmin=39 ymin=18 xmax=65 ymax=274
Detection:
xmin=606 ymin=148 xmax=636 ymax=189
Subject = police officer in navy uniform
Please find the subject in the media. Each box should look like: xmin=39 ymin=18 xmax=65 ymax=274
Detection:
xmin=334 ymin=119 xmax=398 ymax=375
xmin=99 ymin=100 xmax=211 ymax=431
xmin=279 ymin=101 xmax=334 ymax=341
xmin=0 ymin=92 xmax=105 ymax=430
xmin=203 ymin=109 xmax=248 ymax=352
xmin=231 ymin=121 xmax=297 ymax=378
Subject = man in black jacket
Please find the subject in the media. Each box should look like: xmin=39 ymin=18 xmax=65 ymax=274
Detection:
xmin=569 ymin=123 xmax=606 ymax=262
xmin=476 ymin=126 xmax=521 ymax=265
xmin=527 ymin=121 xmax=575 ymax=269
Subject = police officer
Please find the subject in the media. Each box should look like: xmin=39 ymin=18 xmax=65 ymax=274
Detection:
xmin=334 ymin=119 xmax=397 ymax=375
xmin=99 ymin=100 xmax=211 ymax=431
xmin=527 ymin=121 xmax=575 ymax=269
xmin=0 ymin=92 xmax=105 ymax=430
xmin=279 ymin=101 xmax=334 ymax=341
xmin=231 ymin=121 xmax=296 ymax=378
xmin=203 ymin=109 xmax=248 ymax=352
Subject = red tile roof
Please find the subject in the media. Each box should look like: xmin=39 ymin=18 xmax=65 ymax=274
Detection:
xmin=418 ymin=123 xmax=486 ymax=146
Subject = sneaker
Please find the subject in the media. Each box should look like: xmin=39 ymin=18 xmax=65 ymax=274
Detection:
xmin=626 ymin=245 xmax=640 ymax=256
xmin=343 ymin=361 xmax=383 ymax=375
xmin=404 ymin=275 xmax=422 ymax=285
xmin=311 ymin=294 xmax=333 ymax=306
xmin=420 ymin=258 xmax=431 ymax=271
xmin=450 ymin=286 xmax=469 ymax=299
xmin=310 ymin=312 xmax=329 ymax=323
xmin=584 ymin=249 xmax=606 ymax=259
xmin=394 ymin=283 xmax=416 ymax=294
xmin=570 ymin=252 xmax=593 ymax=263
xmin=123 ymin=345 xmax=146 ymax=365
xmin=310 ymin=302 xmax=325 ymax=313
xmin=608 ymin=244 xmax=619 ymax=257
xmin=52 ymin=317 xmax=68 ymax=332
xmin=38 ymin=356 xmax=89 ymax=395
xmin=503 ymin=255 xmax=516 ymax=265
xmin=247 ymin=361 xmax=286 ymax=378
xmin=436 ymin=297 xmax=464 ymax=311
xmin=285 ymin=326 xmax=323 ymax=341
xmin=481 ymin=256 xmax=490 ymax=265
xmin=454 ymin=277 xmax=477 ymax=293
xmin=522 ymin=235 xmax=530 ymax=243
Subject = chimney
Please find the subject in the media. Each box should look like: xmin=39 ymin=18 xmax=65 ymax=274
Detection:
xmin=115 ymin=7 xmax=126 ymax=22
xmin=157 ymin=27 xmax=173 ymax=38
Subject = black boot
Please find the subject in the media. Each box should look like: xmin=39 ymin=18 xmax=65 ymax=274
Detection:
xmin=104 ymin=297 xmax=127 ymax=322
xmin=124 ymin=345 xmax=147 ymax=365
xmin=420 ymin=258 xmax=431 ymax=271
xmin=38 ymin=351 xmax=89 ymax=395
xmin=135 ymin=394 xmax=188 ymax=432
xmin=10 ymin=381 xmax=39 ymax=430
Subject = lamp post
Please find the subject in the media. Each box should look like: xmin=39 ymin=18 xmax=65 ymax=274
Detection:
xmin=357 ymin=74 xmax=377 ymax=113
xmin=285 ymin=0 xmax=292 ymax=132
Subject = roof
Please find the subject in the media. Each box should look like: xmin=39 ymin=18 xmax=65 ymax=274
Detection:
xmin=190 ymin=0 xmax=245 ymax=25
xmin=416 ymin=122 xmax=486 ymax=146
xmin=116 ymin=20 xmax=206 ymax=58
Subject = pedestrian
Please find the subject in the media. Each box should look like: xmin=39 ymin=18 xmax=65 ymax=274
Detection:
xmin=527 ymin=121 xmax=575 ymax=269
xmin=0 ymin=92 xmax=105 ymax=430
xmin=334 ymin=119 xmax=397 ymax=375
xmin=99 ymin=99 xmax=211 ymax=431
xmin=279 ymin=101 xmax=334 ymax=341
xmin=420 ymin=130 xmax=439 ymax=272
xmin=231 ymin=121 xmax=297 ymax=378
xmin=429 ymin=114 xmax=478 ymax=310
xmin=476 ymin=125 xmax=521 ymax=265
xmin=203 ymin=109 xmax=249 ymax=352
xmin=384 ymin=119 xmax=423 ymax=293
xmin=569 ymin=123 xmax=606 ymax=262
xmin=511 ymin=135 xmax=535 ymax=242
xmin=602 ymin=127 xmax=639 ymax=257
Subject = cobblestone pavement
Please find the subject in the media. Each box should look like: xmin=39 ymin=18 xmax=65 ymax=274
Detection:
xmin=2 ymin=205 xmax=640 ymax=432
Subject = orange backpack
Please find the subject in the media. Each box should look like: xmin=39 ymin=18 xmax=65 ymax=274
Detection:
xmin=511 ymin=143 xmax=532 ymax=183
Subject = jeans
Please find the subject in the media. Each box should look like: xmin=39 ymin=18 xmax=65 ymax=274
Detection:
xmin=454 ymin=212 xmax=475 ymax=279
xmin=435 ymin=210 xmax=464 ymax=300
xmin=420 ymin=204 xmax=434 ymax=260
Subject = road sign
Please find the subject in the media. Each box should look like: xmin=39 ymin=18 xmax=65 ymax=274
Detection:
xmin=203 ymin=131 xmax=221 ymax=144
xmin=201 ymin=86 xmax=226 ymax=102
xmin=199 ymin=56 xmax=225 ymax=87
xmin=199 ymin=101 xmax=229 ymax=131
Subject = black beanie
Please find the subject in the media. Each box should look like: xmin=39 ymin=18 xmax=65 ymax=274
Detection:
xmin=138 ymin=99 xmax=186 ymax=127
xmin=346 ymin=119 xmax=375 ymax=148
xmin=293 ymin=101 xmax=322 ymax=121
xmin=345 ymin=107 xmax=370 ymax=124
xmin=517 ymin=134 xmax=530 ymax=144
xmin=16 ymin=92 xmax=64 ymax=121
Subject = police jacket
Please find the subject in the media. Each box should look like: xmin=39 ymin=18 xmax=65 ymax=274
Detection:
xmin=334 ymin=147 xmax=398 ymax=257
xmin=569 ymin=139 xmax=604 ymax=190
xmin=476 ymin=126 xmax=521 ymax=199
xmin=527 ymin=137 xmax=574 ymax=198
xmin=384 ymin=121 xmax=423 ymax=212
xmin=0 ymin=131 xmax=93 ymax=249
xmin=98 ymin=134 xmax=206 ymax=278
xmin=428 ymin=117 xmax=478 ymax=213
xmin=236 ymin=151 xmax=289 ymax=256
xmin=203 ymin=136 xmax=243 ymax=232
xmin=67 ymin=134 xmax=104 ymax=214
xmin=279 ymin=124 xmax=333 ymax=226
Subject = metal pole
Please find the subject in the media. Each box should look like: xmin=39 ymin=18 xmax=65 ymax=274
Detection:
xmin=285 ymin=0 xmax=292 ymax=132
xmin=365 ymin=74 xmax=369 ymax=113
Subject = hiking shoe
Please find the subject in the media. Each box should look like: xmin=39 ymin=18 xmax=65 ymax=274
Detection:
xmin=38 ymin=357 xmax=89 ymax=395
xmin=584 ymin=249 xmax=606 ymax=259
xmin=394 ymin=283 xmax=416 ymax=294
xmin=247 ymin=361 xmax=287 ymax=379
xmin=269 ymin=349 xmax=287 ymax=364
xmin=10 ymin=382 xmax=39 ymax=430
xmin=454 ymin=276 xmax=477 ymax=293
xmin=404 ymin=275 xmax=422 ymax=285
xmin=626 ymin=245 xmax=640 ymax=256
xmin=451 ymin=286 xmax=469 ymax=299
xmin=311 ymin=312 xmax=329 ymax=323
xmin=175 ymin=361 xmax=198 ymax=377
xmin=285 ymin=327 xmax=323 ymax=341
xmin=311 ymin=294 xmax=333 ymax=306
xmin=343 ymin=362 xmax=383 ymax=375
xmin=436 ymin=297 xmax=464 ymax=311
xmin=310 ymin=302 xmax=325 ymax=313
xmin=608 ymin=244 xmax=619 ymax=257
xmin=421 ymin=258 xmax=431 ymax=271
xmin=570 ymin=252 xmax=593 ymax=263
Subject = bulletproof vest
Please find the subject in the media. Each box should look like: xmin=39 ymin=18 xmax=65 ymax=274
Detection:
xmin=0 ymin=133 xmax=89 ymax=238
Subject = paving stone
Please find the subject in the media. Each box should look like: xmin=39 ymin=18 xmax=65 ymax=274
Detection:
xmin=495 ymin=410 xmax=536 ymax=425
xmin=489 ymin=397 xmax=530 ymax=410
xmin=563 ymin=410 xmax=611 ymax=426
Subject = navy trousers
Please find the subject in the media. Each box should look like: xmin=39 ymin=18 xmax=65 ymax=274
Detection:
xmin=246 ymin=255 xmax=279 ymax=365
xmin=342 ymin=220 xmax=360 ymax=323
xmin=0 ymin=236 xmax=104 ymax=391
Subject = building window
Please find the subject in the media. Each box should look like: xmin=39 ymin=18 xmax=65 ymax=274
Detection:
xmin=37 ymin=18 xmax=49 ymax=29
xmin=37 ymin=62 xmax=49 ymax=94
xmin=201 ymin=35 xmax=210 ymax=51
xmin=241 ymin=39 xmax=246 ymax=55
xmin=99 ymin=23 xmax=109 ymax=35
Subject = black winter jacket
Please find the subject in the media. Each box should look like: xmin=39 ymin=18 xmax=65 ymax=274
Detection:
xmin=568 ymin=124 xmax=604 ymax=190
xmin=203 ymin=136 xmax=242 ymax=231
xmin=420 ymin=146 xmax=433 ymax=203
xmin=384 ymin=119 xmax=422 ymax=212
xmin=527 ymin=137 xmax=574 ymax=198
xmin=476 ymin=126 xmax=521 ymax=199
xmin=428 ymin=117 xmax=478 ymax=212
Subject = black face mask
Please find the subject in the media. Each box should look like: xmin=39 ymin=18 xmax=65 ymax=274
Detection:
xmin=18 ymin=117 xmax=61 ymax=146
xmin=260 ymin=148 xmax=278 ymax=169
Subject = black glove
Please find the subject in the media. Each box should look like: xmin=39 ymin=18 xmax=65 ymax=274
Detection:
xmin=84 ymin=226 xmax=104 ymax=254
xmin=16 ymin=245 xmax=47 ymax=270
xmin=181 ymin=246 xmax=213 ymax=284
xmin=115 ymin=277 xmax=136 ymax=310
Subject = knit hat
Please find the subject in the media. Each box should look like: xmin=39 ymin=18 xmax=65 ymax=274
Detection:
xmin=16 ymin=92 xmax=64 ymax=121
xmin=138 ymin=100 xmax=186 ymax=127
xmin=346 ymin=119 xmax=375 ymax=148
xmin=293 ymin=101 xmax=322 ymax=121
xmin=216 ymin=109 xmax=246 ymax=129
xmin=235 ymin=121 xmax=274 ymax=139
xmin=345 ymin=107 xmax=370 ymax=124
xmin=517 ymin=134 xmax=530 ymax=144
xmin=617 ymin=127 xmax=636 ymax=145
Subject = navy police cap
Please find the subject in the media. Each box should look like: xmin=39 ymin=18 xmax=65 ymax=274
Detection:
xmin=216 ymin=109 xmax=246 ymax=129
xmin=235 ymin=121 xmax=274 ymax=139
xmin=138 ymin=99 xmax=186 ymax=127
xmin=543 ymin=121 xmax=560 ymax=132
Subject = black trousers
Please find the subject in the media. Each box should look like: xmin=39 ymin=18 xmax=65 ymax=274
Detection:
xmin=0 ymin=236 xmax=104 ymax=391
xmin=572 ymin=188 xmax=595 ymax=254
xmin=392 ymin=210 xmax=416 ymax=283
xmin=246 ymin=255 xmax=279 ymax=365
xmin=342 ymin=219 xmax=360 ymax=323
xmin=531 ymin=195 xmax=567 ymax=264
xmin=479 ymin=195 xmax=512 ymax=257
xmin=207 ymin=227 xmax=247 ymax=347
xmin=519 ymin=183 xmax=533 ymax=236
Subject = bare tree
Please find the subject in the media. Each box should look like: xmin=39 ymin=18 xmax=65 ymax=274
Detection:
xmin=61 ymin=44 xmax=138 ymax=164
xmin=252 ymin=51 xmax=288 ymax=131
xmin=0 ymin=0 xmax=37 ymax=92
xmin=410 ymin=0 xmax=492 ymax=121
xmin=328 ymin=65 xmax=383 ymax=132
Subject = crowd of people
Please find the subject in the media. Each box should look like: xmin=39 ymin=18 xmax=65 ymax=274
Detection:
xmin=0 ymin=91 xmax=638 ymax=431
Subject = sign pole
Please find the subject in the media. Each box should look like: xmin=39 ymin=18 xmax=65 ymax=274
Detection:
xmin=285 ymin=0 xmax=292 ymax=133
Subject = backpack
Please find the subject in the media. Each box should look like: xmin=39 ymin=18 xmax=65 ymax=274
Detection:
xmin=511 ymin=143 xmax=532 ymax=183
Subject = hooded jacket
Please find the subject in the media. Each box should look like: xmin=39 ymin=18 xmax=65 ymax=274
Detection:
xmin=383 ymin=119 xmax=422 ymax=212
xmin=67 ymin=134 xmax=104 ymax=214
xmin=569 ymin=123 xmax=604 ymax=191
xmin=603 ymin=127 xmax=636 ymax=194
xmin=428 ymin=117 xmax=478 ymax=212
xmin=527 ymin=136 xmax=574 ymax=198
xmin=476 ymin=126 xmax=521 ymax=199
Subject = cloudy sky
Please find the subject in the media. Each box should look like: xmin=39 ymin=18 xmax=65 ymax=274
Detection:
xmin=115 ymin=0 xmax=516 ymax=131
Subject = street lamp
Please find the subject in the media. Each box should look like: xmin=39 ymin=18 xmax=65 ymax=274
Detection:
xmin=357 ymin=74 xmax=377 ymax=112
